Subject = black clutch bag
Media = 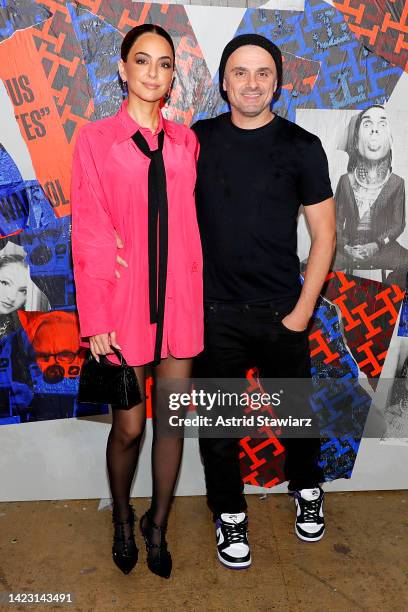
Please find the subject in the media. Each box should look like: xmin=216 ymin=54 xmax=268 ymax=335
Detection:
xmin=77 ymin=347 xmax=142 ymax=408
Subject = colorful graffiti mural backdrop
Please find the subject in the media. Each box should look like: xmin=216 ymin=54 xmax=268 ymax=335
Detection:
xmin=0 ymin=0 xmax=407 ymax=486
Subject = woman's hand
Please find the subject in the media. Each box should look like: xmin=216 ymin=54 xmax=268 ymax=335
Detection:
xmin=89 ymin=331 xmax=122 ymax=362
xmin=115 ymin=231 xmax=129 ymax=278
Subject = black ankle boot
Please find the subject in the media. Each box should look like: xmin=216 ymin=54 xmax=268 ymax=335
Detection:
xmin=140 ymin=510 xmax=172 ymax=579
xmin=112 ymin=504 xmax=138 ymax=574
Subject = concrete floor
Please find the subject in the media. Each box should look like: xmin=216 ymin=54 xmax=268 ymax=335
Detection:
xmin=0 ymin=491 xmax=407 ymax=612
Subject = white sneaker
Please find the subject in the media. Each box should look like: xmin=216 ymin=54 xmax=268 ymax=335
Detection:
xmin=215 ymin=512 xmax=251 ymax=569
xmin=291 ymin=486 xmax=325 ymax=542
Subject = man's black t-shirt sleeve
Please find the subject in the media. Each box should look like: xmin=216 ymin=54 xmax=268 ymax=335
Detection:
xmin=191 ymin=121 xmax=200 ymax=135
xmin=297 ymin=137 xmax=333 ymax=206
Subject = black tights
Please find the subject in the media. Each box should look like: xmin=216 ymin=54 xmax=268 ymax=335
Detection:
xmin=106 ymin=355 xmax=192 ymax=542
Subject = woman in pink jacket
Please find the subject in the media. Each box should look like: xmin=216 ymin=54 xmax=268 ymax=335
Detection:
xmin=71 ymin=24 xmax=203 ymax=579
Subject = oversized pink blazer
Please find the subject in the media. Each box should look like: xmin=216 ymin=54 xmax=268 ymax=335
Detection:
xmin=71 ymin=99 xmax=204 ymax=366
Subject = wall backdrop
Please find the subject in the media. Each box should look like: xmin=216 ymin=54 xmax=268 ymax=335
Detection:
xmin=1 ymin=0 xmax=408 ymax=500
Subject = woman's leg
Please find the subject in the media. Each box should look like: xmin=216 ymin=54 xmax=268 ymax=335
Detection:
xmin=106 ymin=365 xmax=146 ymax=526
xmin=149 ymin=355 xmax=192 ymax=531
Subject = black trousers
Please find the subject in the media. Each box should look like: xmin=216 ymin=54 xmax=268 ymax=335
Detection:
xmin=193 ymin=300 xmax=324 ymax=519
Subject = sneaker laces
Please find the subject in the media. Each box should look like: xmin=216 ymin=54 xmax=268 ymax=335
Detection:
xmin=223 ymin=521 xmax=247 ymax=544
xmin=301 ymin=498 xmax=320 ymax=522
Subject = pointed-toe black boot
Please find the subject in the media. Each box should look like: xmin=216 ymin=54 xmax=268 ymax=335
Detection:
xmin=140 ymin=510 xmax=172 ymax=579
xmin=112 ymin=504 xmax=138 ymax=575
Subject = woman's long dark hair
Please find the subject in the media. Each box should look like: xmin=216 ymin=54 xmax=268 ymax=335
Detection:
xmin=121 ymin=24 xmax=175 ymax=62
xmin=347 ymin=104 xmax=392 ymax=173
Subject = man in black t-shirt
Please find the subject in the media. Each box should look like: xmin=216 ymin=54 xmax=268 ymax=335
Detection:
xmin=191 ymin=34 xmax=336 ymax=570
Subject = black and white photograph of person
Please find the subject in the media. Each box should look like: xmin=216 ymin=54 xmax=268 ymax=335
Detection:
xmin=297 ymin=106 xmax=408 ymax=287
xmin=0 ymin=242 xmax=50 ymax=335
xmin=331 ymin=105 xmax=408 ymax=286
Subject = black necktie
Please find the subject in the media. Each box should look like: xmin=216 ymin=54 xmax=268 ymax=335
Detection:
xmin=131 ymin=129 xmax=168 ymax=365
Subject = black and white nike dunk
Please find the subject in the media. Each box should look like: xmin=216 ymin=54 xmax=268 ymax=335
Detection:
xmin=291 ymin=486 xmax=325 ymax=542
xmin=215 ymin=512 xmax=251 ymax=569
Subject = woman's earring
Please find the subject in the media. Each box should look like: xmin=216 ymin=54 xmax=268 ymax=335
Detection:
xmin=164 ymin=77 xmax=175 ymax=105
xmin=120 ymin=78 xmax=128 ymax=99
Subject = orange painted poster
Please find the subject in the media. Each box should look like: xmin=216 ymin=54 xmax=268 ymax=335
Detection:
xmin=0 ymin=28 xmax=73 ymax=218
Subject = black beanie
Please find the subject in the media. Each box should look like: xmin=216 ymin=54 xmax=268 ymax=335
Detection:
xmin=219 ymin=33 xmax=282 ymax=102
